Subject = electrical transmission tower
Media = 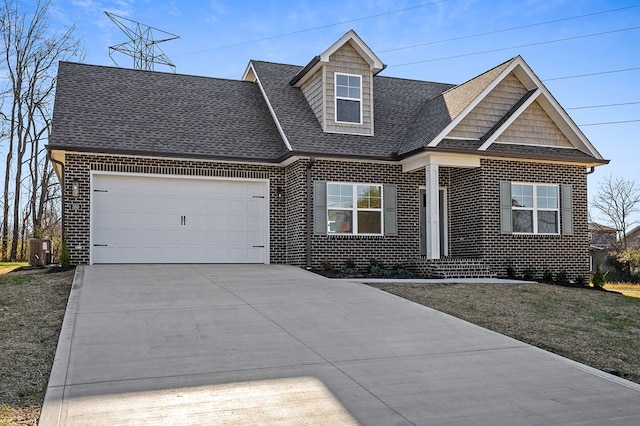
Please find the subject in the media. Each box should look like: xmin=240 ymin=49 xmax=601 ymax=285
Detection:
xmin=105 ymin=11 xmax=180 ymax=73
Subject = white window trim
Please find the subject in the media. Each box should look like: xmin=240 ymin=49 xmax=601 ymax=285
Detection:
xmin=327 ymin=182 xmax=383 ymax=235
xmin=334 ymin=72 xmax=363 ymax=125
xmin=512 ymin=182 xmax=560 ymax=235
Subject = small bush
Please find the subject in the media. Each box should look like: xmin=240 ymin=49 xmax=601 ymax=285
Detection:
xmin=555 ymin=269 xmax=569 ymax=284
xmin=367 ymin=258 xmax=384 ymax=275
xmin=341 ymin=258 xmax=358 ymax=276
xmin=574 ymin=275 xmax=587 ymax=287
xmin=592 ymin=264 xmax=606 ymax=288
xmin=320 ymin=258 xmax=334 ymax=272
xmin=506 ymin=261 xmax=516 ymax=279
xmin=368 ymin=265 xmax=385 ymax=276
xmin=59 ymin=239 xmax=70 ymax=269
xmin=523 ymin=267 xmax=537 ymax=281
xmin=542 ymin=265 xmax=553 ymax=282
xmin=391 ymin=263 xmax=413 ymax=278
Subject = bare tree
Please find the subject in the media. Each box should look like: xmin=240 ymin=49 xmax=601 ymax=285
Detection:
xmin=591 ymin=175 xmax=640 ymax=250
xmin=0 ymin=0 xmax=81 ymax=260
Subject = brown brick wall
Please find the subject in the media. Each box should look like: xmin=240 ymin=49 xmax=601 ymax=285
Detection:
xmin=478 ymin=158 xmax=589 ymax=279
xmin=445 ymin=166 xmax=483 ymax=258
xmin=307 ymin=159 xmax=423 ymax=270
xmin=284 ymin=159 xmax=308 ymax=266
xmin=62 ymin=153 xmax=590 ymax=279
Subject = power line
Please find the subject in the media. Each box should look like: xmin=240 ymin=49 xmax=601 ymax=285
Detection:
xmin=389 ymin=26 xmax=640 ymax=68
xmin=544 ymin=67 xmax=640 ymax=81
xmin=579 ymin=119 xmax=640 ymax=127
xmin=567 ymin=101 xmax=640 ymax=110
xmin=378 ymin=4 xmax=640 ymax=53
xmin=173 ymin=0 xmax=450 ymax=58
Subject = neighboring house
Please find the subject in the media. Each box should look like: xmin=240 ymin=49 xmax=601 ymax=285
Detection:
xmin=624 ymin=226 xmax=640 ymax=250
xmin=588 ymin=222 xmax=617 ymax=272
xmin=48 ymin=30 xmax=608 ymax=278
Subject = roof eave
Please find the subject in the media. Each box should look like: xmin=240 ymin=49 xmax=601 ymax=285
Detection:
xmin=399 ymin=145 xmax=610 ymax=167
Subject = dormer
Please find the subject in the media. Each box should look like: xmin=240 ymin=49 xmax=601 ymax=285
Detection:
xmin=289 ymin=30 xmax=385 ymax=136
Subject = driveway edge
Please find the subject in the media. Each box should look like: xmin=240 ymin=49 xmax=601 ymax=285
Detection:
xmin=39 ymin=266 xmax=85 ymax=426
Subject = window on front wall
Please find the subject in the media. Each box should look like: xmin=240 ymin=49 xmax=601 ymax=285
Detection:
xmin=327 ymin=183 xmax=381 ymax=234
xmin=335 ymin=73 xmax=362 ymax=124
xmin=511 ymin=183 xmax=559 ymax=234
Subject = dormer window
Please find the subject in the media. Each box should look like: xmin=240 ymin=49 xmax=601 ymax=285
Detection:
xmin=335 ymin=73 xmax=362 ymax=124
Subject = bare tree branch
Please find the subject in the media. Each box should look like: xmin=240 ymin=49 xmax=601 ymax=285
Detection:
xmin=591 ymin=175 xmax=640 ymax=250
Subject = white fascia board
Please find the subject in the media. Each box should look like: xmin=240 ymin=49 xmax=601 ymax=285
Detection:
xmin=402 ymin=152 xmax=481 ymax=172
xmin=291 ymin=60 xmax=324 ymax=88
xmin=247 ymin=62 xmax=293 ymax=152
xmin=319 ymin=29 xmax=385 ymax=73
xmin=478 ymin=88 xmax=542 ymax=151
xmin=505 ymin=58 xmax=605 ymax=160
xmin=427 ymin=59 xmax=522 ymax=148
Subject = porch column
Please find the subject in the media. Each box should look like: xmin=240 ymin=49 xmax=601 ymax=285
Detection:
xmin=425 ymin=163 xmax=440 ymax=259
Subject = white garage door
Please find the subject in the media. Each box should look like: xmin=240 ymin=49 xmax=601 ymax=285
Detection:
xmin=91 ymin=174 xmax=268 ymax=264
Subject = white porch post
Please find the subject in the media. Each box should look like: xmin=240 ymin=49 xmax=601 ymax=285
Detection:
xmin=425 ymin=163 xmax=440 ymax=259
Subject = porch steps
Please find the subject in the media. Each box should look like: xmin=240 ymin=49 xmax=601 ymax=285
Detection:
xmin=411 ymin=258 xmax=496 ymax=279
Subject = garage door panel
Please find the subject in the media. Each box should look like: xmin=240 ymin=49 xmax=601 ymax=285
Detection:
xmin=92 ymin=174 xmax=268 ymax=264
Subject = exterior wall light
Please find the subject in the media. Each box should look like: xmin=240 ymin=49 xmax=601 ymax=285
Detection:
xmin=71 ymin=180 xmax=79 ymax=197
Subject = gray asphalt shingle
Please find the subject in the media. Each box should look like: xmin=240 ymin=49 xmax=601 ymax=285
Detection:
xmin=49 ymin=62 xmax=289 ymax=161
xmin=50 ymin=58 xmax=601 ymax=164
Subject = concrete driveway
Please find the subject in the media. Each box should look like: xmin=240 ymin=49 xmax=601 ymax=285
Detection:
xmin=41 ymin=264 xmax=640 ymax=425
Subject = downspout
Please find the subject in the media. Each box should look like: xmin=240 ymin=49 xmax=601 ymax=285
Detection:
xmin=586 ymin=167 xmax=595 ymax=175
xmin=305 ymin=157 xmax=315 ymax=270
xmin=48 ymin=152 xmax=65 ymax=249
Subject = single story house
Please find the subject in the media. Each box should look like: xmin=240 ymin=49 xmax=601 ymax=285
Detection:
xmin=48 ymin=30 xmax=608 ymax=278
xmin=588 ymin=222 xmax=617 ymax=272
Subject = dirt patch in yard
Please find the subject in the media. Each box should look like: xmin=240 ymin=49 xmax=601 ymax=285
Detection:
xmin=369 ymin=282 xmax=640 ymax=384
xmin=0 ymin=268 xmax=74 ymax=425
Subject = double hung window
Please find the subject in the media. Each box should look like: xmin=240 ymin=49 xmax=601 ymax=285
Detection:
xmin=511 ymin=183 xmax=559 ymax=234
xmin=335 ymin=73 xmax=362 ymax=124
xmin=327 ymin=183 xmax=382 ymax=234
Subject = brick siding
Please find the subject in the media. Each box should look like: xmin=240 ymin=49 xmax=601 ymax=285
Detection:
xmin=63 ymin=153 xmax=590 ymax=280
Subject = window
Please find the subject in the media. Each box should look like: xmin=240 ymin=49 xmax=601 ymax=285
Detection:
xmin=327 ymin=183 xmax=382 ymax=234
xmin=511 ymin=183 xmax=559 ymax=234
xmin=335 ymin=73 xmax=361 ymax=124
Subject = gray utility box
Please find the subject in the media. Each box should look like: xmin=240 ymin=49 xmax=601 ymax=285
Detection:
xmin=29 ymin=238 xmax=52 ymax=267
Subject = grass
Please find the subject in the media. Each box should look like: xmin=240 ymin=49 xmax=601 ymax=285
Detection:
xmin=604 ymin=282 xmax=640 ymax=298
xmin=369 ymin=281 xmax=640 ymax=384
xmin=0 ymin=263 xmax=27 ymax=275
xmin=0 ymin=266 xmax=74 ymax=426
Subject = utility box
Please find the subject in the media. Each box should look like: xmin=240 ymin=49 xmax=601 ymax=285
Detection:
xmin=29 ymin=238 xmax=52 ymax=267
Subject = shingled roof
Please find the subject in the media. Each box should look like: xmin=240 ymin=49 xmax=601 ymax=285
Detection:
xmin=50 ymin=54 xmax=605 ymax=165
xmin=49 ymin=62 xmax=288 ymax=161
xmin=249 ymin=60 xmax=454 ymax=159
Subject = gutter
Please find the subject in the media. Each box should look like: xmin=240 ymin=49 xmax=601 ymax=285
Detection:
xmin=48 ymin=152 xmax=66 ymax=244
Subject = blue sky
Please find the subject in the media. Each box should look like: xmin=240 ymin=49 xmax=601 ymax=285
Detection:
xmin=44 ymin=0 xmax=640 ymax=225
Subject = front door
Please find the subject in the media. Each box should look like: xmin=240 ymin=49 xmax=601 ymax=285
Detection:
xmin=419 ymin=188 xmax=447 ymax=257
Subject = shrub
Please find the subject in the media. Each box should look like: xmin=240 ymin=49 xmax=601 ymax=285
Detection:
xmin=523 ymin=267 xmax=537 ymax=281
xmin=574 ymin=275 xmax=587 ymax=287
xmin=367 ymin=258 xmax=385 ymax=276
xmin=59 ymin=239 xmax=70 ymax=269
xmin=391 ymin=263 xmax=413 ymax=278
xmin=592 ymin=264 xmax=606 ymax=288
xmin=542 ymin=265 xmax=553 ymax=282
xmin=505 ymin=260 xmax=516 ymax=279
xmin=555 ymin=269 xmax=569 ymax=284
xmin=320 ymin=258 xmax=334 ymax=272
xmin=341 ymin=258 xmax=358 ymax=276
